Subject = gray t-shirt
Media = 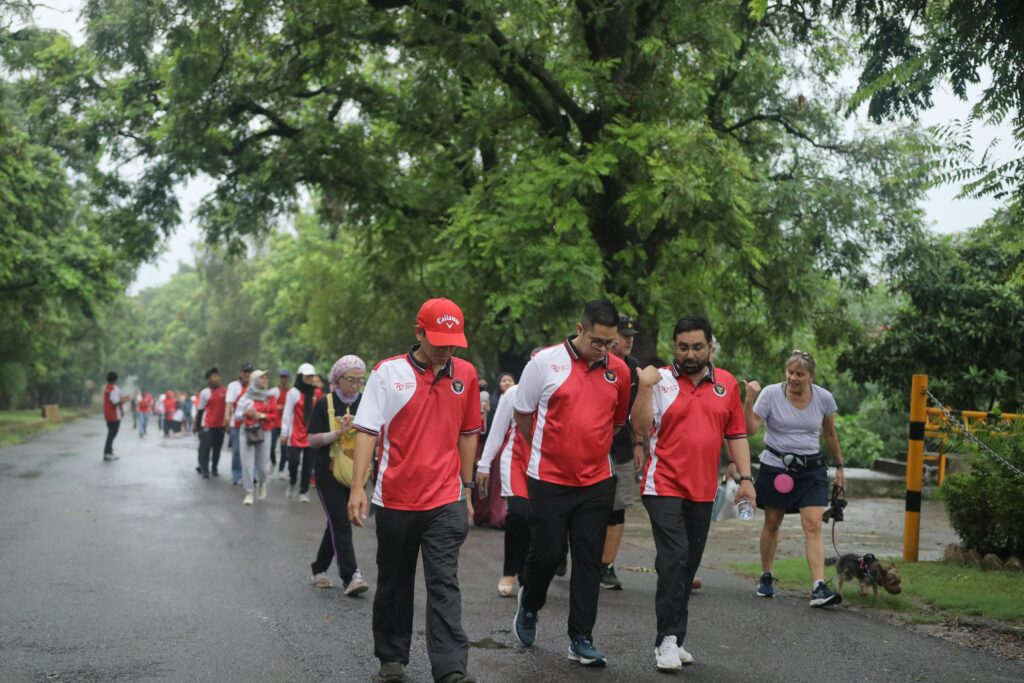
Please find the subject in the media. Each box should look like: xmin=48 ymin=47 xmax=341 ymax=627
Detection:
xmin=753 ymin=383 xmax=837 ymax=467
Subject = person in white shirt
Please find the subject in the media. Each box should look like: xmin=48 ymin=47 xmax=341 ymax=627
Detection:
xmin=225 ymin=362 xmax=254 ymax=485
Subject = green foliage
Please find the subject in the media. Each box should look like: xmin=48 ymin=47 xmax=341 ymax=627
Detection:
xmin=79 ymin=0 xmax=931 ymax=368
xmin=833 ymin=413 xmax=886 ymax=468
xmin=831 ymin=0 xmax=1024 ymax=201
xmin=946 ymin=439 xmax=1024 ymax=554
xmin=942 ymin=434 xmax=1024 ymax=558
xmin=840 ymin=211 xmax=1024 ymax=412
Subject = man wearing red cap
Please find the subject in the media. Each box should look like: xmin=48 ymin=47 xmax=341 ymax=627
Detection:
xmin=348 ymin=298 xmax=481 ymax=683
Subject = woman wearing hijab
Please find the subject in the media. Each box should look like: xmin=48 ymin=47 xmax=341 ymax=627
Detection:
xmin=306 ymin=355 xmax=370 ymax=595
xmin=233 ymin=370 xmax=277 ymax=506
xmin=281 ymin=363 xmax=321 ymax=503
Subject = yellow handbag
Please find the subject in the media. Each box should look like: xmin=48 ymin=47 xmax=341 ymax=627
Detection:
xmin=327 ymin=394 xmax=368 ymax=488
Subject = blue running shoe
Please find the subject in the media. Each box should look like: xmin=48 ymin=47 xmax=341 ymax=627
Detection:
xmin=567 ymin=634 xmax=606 ymax=667
xmin=513 ymin=587 xmax=538 ymax=647
xmin=756 ymin=572 xmax=775 ymax=598
xmin=810 ymin=582 xmax=842 ymax=607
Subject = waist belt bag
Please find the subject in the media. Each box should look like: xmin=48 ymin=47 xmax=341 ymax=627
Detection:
xmin=244 ymin=423 xmax=265 ymax=445
xmin=766 ymin=445 xmax=823 ymax=472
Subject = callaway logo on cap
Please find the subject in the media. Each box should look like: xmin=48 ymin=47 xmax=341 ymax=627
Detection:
xmin=417 ymin=298 xmax=469 ymax=348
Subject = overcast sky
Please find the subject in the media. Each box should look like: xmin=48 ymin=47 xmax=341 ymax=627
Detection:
xmin=31 ymin=2 xmax=1017 ymax=295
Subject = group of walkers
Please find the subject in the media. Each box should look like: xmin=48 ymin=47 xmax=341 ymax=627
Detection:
xmin=99 ymin=294 xmax=847 ymax=682
xmin=130 ymin=388 xmax=193 ymax=437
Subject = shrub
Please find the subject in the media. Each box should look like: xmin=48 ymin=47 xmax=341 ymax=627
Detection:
xmin=834 ymin=413 xmax=887 ymax=468
xmin=942 ymin=433 xmax=1024 ymax=557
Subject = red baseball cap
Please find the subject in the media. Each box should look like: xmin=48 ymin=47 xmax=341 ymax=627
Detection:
xmin=417 ymin=298 xmax=468 ymax=348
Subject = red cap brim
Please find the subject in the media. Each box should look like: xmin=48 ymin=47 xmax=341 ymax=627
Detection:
xmin=425 ymin=330 xmax=468 ymax=348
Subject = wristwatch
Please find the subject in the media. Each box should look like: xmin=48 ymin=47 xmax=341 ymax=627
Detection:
xmin=462 ymin=481 xmax=476 ymax=490
xmin=738 ymin=475 xmax=754 ymax=483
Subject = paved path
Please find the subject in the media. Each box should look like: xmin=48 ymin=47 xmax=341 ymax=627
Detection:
xmin=1 ymin=417 xmax=1021 ymax=682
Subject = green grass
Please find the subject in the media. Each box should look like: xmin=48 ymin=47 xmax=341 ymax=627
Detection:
xmin=729 ymin=557 xmax=1024 ymax=622
xmin=0 ymin=408 xmax=88 ymax=446
xmin=0 ymin=409 xmax=50 ymax=424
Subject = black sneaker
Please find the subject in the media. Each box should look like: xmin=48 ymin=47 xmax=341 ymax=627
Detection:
xmin=810 ymin=582 xmax=842 ymax=607
xmin=377 ymin=661 xmax=406 ymax=683
xmin=211 ymin=468 xmax=219 ymax=477
xmin=513 ymin=587 xmax=538 ymax=647
xmin=756 ymin=572 xmax=775 ymax=598
xmin=600 ymin=564 xmax=623 ymax=590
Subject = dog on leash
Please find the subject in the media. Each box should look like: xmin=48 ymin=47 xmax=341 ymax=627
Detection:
xmin=832 ymin=554 xmax=902 ymax=598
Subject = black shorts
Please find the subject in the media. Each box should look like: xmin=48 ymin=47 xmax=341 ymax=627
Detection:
xmin=755 ymin=463 xmax=828 ymax=514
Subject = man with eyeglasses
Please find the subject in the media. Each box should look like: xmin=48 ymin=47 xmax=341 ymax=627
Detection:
xmin=631 ymin=315 xmax=756 ymax=672
xmin=511 ymin=299 xmax=632 ymax=667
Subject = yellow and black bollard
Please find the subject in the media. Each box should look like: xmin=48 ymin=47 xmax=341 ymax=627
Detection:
xmin=903 ymin=374 xmax=927 ymax=561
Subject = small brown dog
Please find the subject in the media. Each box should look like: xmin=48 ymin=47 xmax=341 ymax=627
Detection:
xmin=834 ymin=554 xmax=902 ymax=598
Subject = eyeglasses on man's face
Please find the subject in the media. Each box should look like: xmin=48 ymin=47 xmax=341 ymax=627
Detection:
xmin=585 ymin=335 xmax=619 ymax=351
xmin=674 ymin=343 xmax=708 ymax=354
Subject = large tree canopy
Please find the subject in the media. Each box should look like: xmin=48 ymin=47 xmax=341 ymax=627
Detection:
xmin=83 ymin=0 xmax=929 ymax=366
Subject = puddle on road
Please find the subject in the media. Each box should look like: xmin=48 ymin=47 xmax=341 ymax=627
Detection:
xmin=470 ymin=637 xmax=509 ymax=650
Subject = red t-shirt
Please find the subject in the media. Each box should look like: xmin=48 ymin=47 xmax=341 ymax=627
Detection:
xmin=245 ymin=397 xmax=277 ymax=432
xmin=354 ymin=350 xmax=482 ymax=511
xmin=513 ymin=339 xmax=631 ymax=487
xmin=103 ymin=384 xmax=122 ymax=422
xmin=286 ymin=387 xmax=322 ymax=448
xmin=478 ymin=385 xmax=530 ymax=498
xmin=163 ymin=394 xmax=177 ymax=416
xmin=199 ymin=386 xmax=227 ymax=428
xmin=641 ymin=364 xmax=747 ymax=502
xmin=138 ymin=394 xmax=153 ymax=413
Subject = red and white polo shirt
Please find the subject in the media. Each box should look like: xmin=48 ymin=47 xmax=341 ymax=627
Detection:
xmin=641 ymin=363 xmax=747 ymax=502
xmin=478 ymin=386 xmax=529 ymax=498
xmin=198 ymin=386 xmax=227 ymax=429
xmin=353 ymin=348 xmax=482 ymax=511
xmin=514 ymin=338 xmax=631 ymax=487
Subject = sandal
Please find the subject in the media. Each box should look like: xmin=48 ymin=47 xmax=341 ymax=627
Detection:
xmin=497 ymin=577 xmax=515 ymax=597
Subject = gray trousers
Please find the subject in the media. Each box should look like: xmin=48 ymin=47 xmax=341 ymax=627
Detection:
xmin=239 ymin=434 xmax=271 ymax=494
xmin=373 ymin=500 xmax=469 ymax=680
xmin=643 ymin=496 xmax=713 ymax=647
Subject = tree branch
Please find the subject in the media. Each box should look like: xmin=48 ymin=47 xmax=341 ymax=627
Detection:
xmin=723 ymin=113 xmax=850 ymax=152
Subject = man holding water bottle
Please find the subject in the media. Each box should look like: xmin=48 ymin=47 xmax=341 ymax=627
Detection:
xmin=630 ymin=315 xmax=755 ymax=673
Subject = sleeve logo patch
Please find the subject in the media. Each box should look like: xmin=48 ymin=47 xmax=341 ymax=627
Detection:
xmin=451 ymin=379 xmax=466 ymax=394
xmin=713 ymin=383 xmax=727 ymax=397
xmin=604 ymin=370 xmax=617 ymax=383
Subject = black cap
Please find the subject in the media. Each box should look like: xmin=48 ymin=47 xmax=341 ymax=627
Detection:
xmin=240 ymin=362 xmax=255 ymax=372
xmin=618 ymin=314 xmax=639 ymax=336
xmin=205 ymin=367 xmax=219 ymax=379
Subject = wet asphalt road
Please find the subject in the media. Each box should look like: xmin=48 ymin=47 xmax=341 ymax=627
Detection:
xmin=1 ymin=416 xmax=1022 ymax=683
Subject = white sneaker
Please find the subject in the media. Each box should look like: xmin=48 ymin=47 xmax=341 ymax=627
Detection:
xmin=312 ymin=572 xmax=332 ymax=588
xmin=286 ymin=484 xmax=296 ymax=499
xmin=299 ymin=493 xmax=310 ymax=504
xmin=257 ymin=482 xmax=267 ymax=500
xmin=655 ymin=635 xmax=682 ymax=671
xmin=242 ymin=494 xmax=254 ymax=506
xmin=344 ymin=570 xmax=370 ymax=597
xmin=679 ymin=644 xmax=694 ymax=665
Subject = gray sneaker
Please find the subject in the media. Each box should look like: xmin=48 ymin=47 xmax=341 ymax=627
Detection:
xmin=344 ymin=570 xmax=369 ymax=597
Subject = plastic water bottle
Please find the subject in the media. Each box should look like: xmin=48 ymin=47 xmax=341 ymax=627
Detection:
xmin=737 ymin=497 xmax=754 ymax=521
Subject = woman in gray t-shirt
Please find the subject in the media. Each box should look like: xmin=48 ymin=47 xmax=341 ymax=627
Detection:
xmin=743 ymin=350 xmax=846 ymax=608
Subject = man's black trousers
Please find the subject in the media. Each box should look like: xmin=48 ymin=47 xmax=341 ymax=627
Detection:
xmin=103 ymin=420 xmax=120 ymax=456
xmin=521 ymin=476 xmax=615 ymax=639
xmin=503 ymin=495 xmax=531 ymax=581
xmin=373 ymin=500 xmax=469 ymax=681
xmin=197 ymin=427 xmax=226 ymax=473
xmin=642 ymin=495 xmax=713 ymax=646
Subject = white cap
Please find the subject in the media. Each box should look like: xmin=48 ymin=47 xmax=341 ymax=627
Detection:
xmin=296 ymin=363 xmax=317 ymax=377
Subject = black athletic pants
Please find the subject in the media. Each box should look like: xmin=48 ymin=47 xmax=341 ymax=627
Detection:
xmin=270 ymin=427 xmax=281 ymax=466
xmin=521 ymin=477 xmax=615 ymax=639
xmin=288 ymin=446 xmax=314 ymax=493
xmin=311 ymin=456 xmax=358 ymax=583
xmin=643 ymin=496 xmax=713 ymax=646
xmin=503 ymin=495 xmax=531 ymax=581
xmin=373 ymin=501 xmax=469 ymax=681
xmin=197 ymin=427 xmax=226 ymax=473
xmin=103 ymin=420 xmax=120 ymax=456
